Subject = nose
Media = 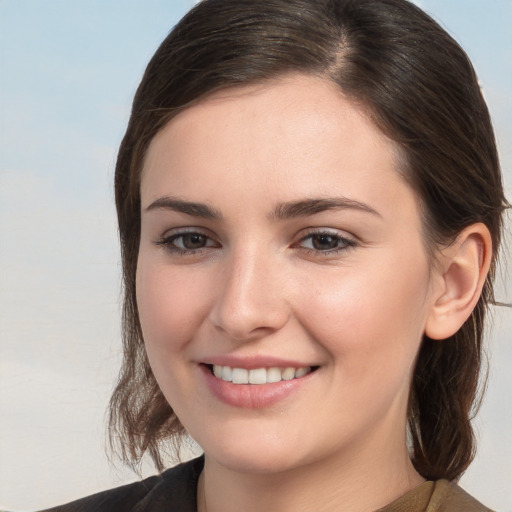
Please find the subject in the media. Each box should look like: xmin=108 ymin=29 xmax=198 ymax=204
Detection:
xmin=209 ymin=245 xmax=290 ymax=342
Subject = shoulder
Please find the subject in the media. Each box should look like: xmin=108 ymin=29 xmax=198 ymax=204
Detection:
xmin=39 ymin=456 xmax=204 ymax=512
xmin=430 ymin=480 xmax=494 ymax=512
xmin=378 ymin=479 xmax=494 ymax=512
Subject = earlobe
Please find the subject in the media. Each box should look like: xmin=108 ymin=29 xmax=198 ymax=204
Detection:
xmin=425 ymin=223 xmax=492 ymax=341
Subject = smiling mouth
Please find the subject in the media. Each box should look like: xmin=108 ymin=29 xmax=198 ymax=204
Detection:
xmin=206 ymin=364 xmax=318 ymax=385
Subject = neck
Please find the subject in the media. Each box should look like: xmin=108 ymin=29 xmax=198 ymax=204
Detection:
xmin=197 ymin=433 xmax=425 ymax=512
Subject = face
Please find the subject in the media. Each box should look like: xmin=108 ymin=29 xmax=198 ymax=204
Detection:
xmin=137 ymin=74 xmax=438 ymax=475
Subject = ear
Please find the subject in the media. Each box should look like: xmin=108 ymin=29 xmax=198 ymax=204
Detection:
xmin=425 ymin=223 xmax=492 ymax=340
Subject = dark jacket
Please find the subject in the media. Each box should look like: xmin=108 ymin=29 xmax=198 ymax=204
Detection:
xmin=40 ymin=456 xmax=493 ymax=512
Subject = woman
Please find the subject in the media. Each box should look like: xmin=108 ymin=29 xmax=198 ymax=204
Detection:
xmin=44 ymin=0 xmax=507 ymax=510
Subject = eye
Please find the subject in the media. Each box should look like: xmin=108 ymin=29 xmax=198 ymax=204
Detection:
xmin=173 ymin=233 xmax=210 ymax=250
xmin=155 ymin=230 xmax=219 ymax=254
xmin=296 ymin=231 xmax=356 ymax=254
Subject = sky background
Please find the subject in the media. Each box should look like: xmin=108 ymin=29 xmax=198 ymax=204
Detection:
xmin=0 ymin=0 xmax=510 ymax=510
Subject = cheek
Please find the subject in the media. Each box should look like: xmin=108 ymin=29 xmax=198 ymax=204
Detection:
xmin=135 ymin=256 xmax=214 ymax=355
xmin=295 ymin=254 xmax=431 ymax=374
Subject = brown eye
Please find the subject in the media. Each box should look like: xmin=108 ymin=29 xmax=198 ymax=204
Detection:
xmin=155 ymin=230 xmax=219 ymax=254
xmin=311 ymin=234 xmax=340 ymax=251
xmin=296 ymin=231 xmax=357 ymax=255
xmin=179 ymin=233 xmax=208 ymax=250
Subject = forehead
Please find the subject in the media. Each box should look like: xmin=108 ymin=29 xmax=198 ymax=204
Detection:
xmin=141 ymin=74 xmax=417 ymax=223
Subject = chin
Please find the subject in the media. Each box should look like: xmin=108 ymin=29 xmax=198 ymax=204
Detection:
xmin=206 ymin=447 xmax=305 ymax=475
xmin=193 ymin=427 xmax=304 ymax=475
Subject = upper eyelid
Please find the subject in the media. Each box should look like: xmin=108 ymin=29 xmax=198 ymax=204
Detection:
xmin=159 ymin=226 xmax=214 ymax=239
xmin=296 ymin=227 xmax=357 ymax=241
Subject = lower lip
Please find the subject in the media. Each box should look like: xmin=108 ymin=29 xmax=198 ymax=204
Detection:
xmin=200 ymin=365 xmax=314 ymax=408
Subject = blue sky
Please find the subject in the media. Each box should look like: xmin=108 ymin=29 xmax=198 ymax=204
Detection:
xmin=0 ymin=0 xmax=510 ymax=194
xmin=0 ymin=1 xmax=195 ymax=195
xmin=0 ymin=1 xmax=510 ymax=510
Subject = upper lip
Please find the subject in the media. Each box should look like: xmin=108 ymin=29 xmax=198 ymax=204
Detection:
xmin=200 ymin=355 xmax=318 ymax=370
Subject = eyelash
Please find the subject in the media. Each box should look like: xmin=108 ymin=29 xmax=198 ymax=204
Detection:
xmin=294 ymin=230 xmax=357 ymax=256
xmin=154 ymin=229 xmax=216 ymax=256
xmin=154 ymin=229 xmax=357 ymax=257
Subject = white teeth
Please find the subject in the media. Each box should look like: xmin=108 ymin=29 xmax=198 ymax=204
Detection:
xmin=282 ymin=367 xmax=296 ymax=380
xmin=266 ymin=367 xmax=282 ymax=383
xmin=232 ymin=368 xmax=249 ymax=384
xmin=295 ymin=367 xmax=309 ymax=378
xmin=249 ymin=368 xmax=267 ymax=384
xmin=212 ymin=365 xmax=312 ymax=384
xmin=221 ymin=366 xmax=233 ymax=382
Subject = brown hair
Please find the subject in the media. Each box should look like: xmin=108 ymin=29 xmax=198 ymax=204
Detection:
xmin=109 ymin=0 xmax=508 ymax=480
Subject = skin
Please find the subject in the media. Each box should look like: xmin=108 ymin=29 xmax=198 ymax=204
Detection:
xmin=136 ymin=74 xmax=450 ymax=511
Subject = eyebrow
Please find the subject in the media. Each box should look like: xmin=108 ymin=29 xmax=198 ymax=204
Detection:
xmin=145 ymin=196 xmax=223 ymax=219
xmin=271 ymin=197 xmax=381 ymax=220
xmin=144 ymin=195 xmax=380 ymax=220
